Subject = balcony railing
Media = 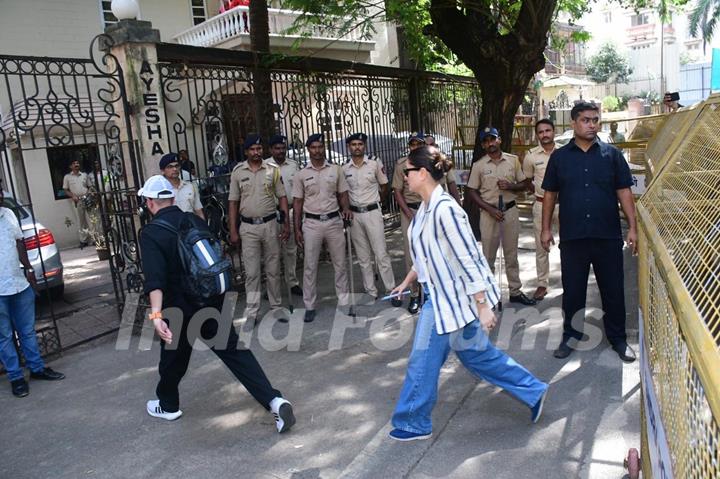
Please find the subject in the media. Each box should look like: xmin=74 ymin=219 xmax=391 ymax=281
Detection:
xmin=173 ymin=6 xmax=374 ymax=50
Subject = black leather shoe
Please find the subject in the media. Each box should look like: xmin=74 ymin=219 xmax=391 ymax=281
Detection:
xmin=30 ymin=367 xmax=65 ymax=381
xmin=509 ymin=292 xmax=537 ymax=306
xmin=408 ymin=296 xmax=420 ymax=314
xmin=291 ymin=285 xmax=303 ymax=296
xmin=11 ymin=379 xmax=29 ymax=397
xmin=611 ymin=341 xmax=637 ymax=363
xmin=553 ymin=342 xmax=573 ymax=359
xmin=304 ymin=310 xmax=316 ymax=323
xmin=390 ymin=297 xmax=403 ymax=307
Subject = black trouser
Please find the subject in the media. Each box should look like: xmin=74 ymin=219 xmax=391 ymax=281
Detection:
xmin=559 ymin=239 xmax=627 ymax=345
xmin=156 ymin=311 xmax=281 ymax=413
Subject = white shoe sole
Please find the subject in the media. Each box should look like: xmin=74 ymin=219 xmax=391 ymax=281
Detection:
xmin=532 ymin=390 xmax=547 ymax=424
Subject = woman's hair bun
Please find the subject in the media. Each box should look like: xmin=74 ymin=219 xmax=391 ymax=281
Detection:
xmin=430 ymin=147 xmax=453 ymax=173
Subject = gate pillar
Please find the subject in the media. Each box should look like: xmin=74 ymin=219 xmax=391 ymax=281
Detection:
xmin=104 ymin=18 xmax=169 ymax=182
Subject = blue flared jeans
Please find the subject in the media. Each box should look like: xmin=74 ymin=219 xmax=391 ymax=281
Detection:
xmin=392 ymin=293 xmax=548 ymax=435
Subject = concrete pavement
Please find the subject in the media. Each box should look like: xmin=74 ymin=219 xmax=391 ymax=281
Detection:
xmin=0 ymin=210 xmax=640 ymax=479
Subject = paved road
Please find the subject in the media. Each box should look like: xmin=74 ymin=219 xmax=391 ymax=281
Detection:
xmin=0 ymin=215 xmax=640 ymax=479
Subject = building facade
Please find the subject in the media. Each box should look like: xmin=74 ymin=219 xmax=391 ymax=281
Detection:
xmin=0 ymin=0 xmax=400 ymax=248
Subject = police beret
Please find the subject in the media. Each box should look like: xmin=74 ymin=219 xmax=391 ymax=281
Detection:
xmin=408 ymin=132 xmax=424 ymax=144
xmin=306 ymin=133 xmax=324 ymax=147
xmin=158 ymin=152 xmax=179 ymax=170
xmin=479 ymin=127 xmax=499 ymax=141
xmin=345 ymin=132 xmax=368 ymax=143
xmin=243 ymin=134 xmax=263 ymax=150
xmin=268 ymin=134 xmax=287 ymax=146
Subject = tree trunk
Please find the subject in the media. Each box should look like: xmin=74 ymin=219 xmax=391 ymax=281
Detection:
xmin=473 ymin=77 xmax=528 ymax=157
xmin=249 ymin=0 xmax=276 ymax=147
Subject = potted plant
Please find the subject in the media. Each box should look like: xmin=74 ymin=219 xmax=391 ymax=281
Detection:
xmin=82 ymin=210 xmax=111 ymax=261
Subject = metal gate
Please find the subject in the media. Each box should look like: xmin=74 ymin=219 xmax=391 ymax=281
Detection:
xmin=0 ymin=35 xmax=144 ymax=355
xmin=156 ymin=43 xmax=481 ymax=224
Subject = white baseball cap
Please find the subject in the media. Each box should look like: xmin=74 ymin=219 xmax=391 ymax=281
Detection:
xmin=137 ymin=175 xmax=175 ymax=199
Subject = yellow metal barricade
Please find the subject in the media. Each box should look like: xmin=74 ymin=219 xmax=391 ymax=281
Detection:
xmin=644 ymin=104 xmax=705 ymax=183
xmin=637 ymin=92 xmax=720 ymax=478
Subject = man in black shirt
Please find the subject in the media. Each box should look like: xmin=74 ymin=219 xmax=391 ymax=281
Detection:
xmin=541 ymin=102 xmax=638 ymax=363
xmin=138 ymin=175 xmax=295 ymax=432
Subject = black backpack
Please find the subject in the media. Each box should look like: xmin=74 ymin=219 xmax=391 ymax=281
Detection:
xmin=153 ymin=213 xmax=232 ymax=304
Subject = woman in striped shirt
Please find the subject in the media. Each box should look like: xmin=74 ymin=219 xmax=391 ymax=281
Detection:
xmin=388 ymin=146 xmax=549 ymax=442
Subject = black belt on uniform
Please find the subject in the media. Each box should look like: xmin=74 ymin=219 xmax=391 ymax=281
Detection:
xmin=407 ymin=202 xmax=421 ymax=210
xmin=305 ymin=211 xmax=340 ymax=221
xmin=501 ymin=200 xmax=517 ymax=211
xmin=240 ymin=213 xmax=276 ymax=225
xmin=350 ymin=203 xmax=380 ymax=213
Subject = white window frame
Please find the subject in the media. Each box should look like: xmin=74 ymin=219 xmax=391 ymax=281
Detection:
xmin=99 ymin=0 xmax=118 ymax=28
xmin=190 ymin=0 xmax=208 ymax=26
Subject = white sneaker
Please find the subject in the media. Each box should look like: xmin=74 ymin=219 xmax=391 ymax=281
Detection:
xmin=269 ymin=397 xmax=296 ymax=433
xmin=146 ymin=400 xmax=183 ymax=421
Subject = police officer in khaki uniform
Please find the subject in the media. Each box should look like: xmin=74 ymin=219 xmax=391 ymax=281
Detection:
xmin=265 ymin=135 xmax=303 ymax=297
xmin=293 ymin=133 xmax=352 ymax=322
xmin=62 ymin=160 xmax=94 ymax=247
xmin=342 ymin=132 xmax=395 ymax=300
xmin=523 ymin=119 xmax=558 ymax=301
xmin=392 ymin=133 xmax=459 ymax=313
xmin=228 ymin=135 xmax=290 ymax=324
xmin=466 ymin=127 xmax=536 ymax=306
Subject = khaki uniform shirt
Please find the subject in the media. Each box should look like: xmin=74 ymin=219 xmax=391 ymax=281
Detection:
xmin=228 ymin=160 xmax=286 ymax=218
xmin=173 ymin=180 xmax=203 ymax=214
xmin=342 ymin=156 xmax=387 ymax=206
xmin=62 ymin=172 xmax=90 ymax=197
xmin=266 ymin=157 xmax=299 ymax=202
xmin=392 ymin=157 xmax=455 ymax=205
xmin=523 ymin=146 xmax=554 ymax=198
xmin=467 ymin=152 xmax=526 ymax=205
xmin=292 ymin=161 xmax=348 ymax=215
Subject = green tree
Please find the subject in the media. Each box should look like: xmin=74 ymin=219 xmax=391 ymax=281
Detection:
xmin=586 ymin=43 xmax=633 ymax=84
xmin=280 ymin=0 xmax=682 ymax=153
xmin=689 ymin=0 xmax=720 ymax=48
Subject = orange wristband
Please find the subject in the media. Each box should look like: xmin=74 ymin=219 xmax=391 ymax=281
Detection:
xmin=147 ymin=312 xmax=163 ymax=321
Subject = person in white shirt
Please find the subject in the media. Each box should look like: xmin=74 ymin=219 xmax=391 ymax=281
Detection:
xmin=387 ymin=146 xmax=548 ymax=441
xmin=159 ymin=153 xmax=204 ymax=219
xmin=0 ymin=189 xmax=65 ymax=397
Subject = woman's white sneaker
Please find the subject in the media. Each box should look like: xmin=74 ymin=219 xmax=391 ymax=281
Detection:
xmin=146 ymin=400 xmax=183 ymax=421
xmin=269 ymin=397 xmax=296 ymax=433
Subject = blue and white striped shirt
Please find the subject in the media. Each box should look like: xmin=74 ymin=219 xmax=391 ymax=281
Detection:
xmin=409 ymin=185 xmax=500 ymax=334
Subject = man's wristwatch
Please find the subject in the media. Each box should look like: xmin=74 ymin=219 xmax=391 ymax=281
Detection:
xmin=147 ymin=311 xmax=163 ymax=321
